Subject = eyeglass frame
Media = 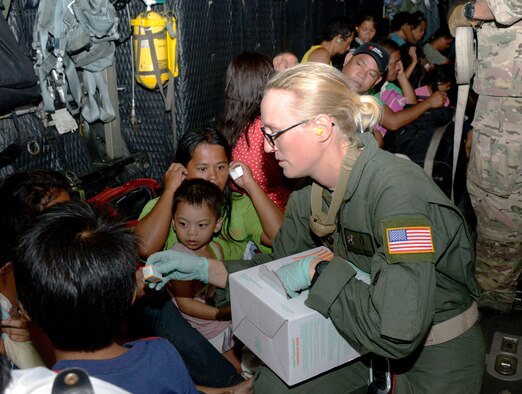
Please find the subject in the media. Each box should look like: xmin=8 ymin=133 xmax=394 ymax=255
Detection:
xmin=261 ymin=118 xmax=335 ymax=146
xmin=261 ymin=119 xmax=311 ymax=146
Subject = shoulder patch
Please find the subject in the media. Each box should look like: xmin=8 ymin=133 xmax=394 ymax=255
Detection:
xmin=386 ymin=226 xmax=433 ymax=254
xmin=381 ymin=216 xmax=435 ymax=264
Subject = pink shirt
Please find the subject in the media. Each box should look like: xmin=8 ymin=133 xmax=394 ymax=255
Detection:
xmin=415 ymin=86 xmax=450 ymax=107
xmin=170 ymin=243 xmax=230 ymax=341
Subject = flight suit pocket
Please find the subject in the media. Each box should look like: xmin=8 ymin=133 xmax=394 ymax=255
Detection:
xmin=468 ymin=132 xmax=522 ymax=198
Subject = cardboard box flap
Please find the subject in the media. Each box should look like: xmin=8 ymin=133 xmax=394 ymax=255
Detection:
xmin=231 ymin=270 xmax=288 ymax=338
xmin=258 ymin=265 xmax=288 ymax=298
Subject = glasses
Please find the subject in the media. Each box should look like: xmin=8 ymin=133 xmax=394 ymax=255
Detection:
xmin=261 ymin=119 xmax=311 ymax=146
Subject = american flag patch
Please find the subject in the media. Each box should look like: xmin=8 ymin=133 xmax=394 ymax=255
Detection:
xmin=386 ymin=227 xmax=434 ymax=254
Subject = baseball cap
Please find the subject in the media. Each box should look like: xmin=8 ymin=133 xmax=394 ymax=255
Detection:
xmin=353 ymin=42 xmax=389 ymax=74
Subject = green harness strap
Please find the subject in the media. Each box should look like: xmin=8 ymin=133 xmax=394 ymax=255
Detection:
xmin=309 ymin=145 xmax=362 ymax=238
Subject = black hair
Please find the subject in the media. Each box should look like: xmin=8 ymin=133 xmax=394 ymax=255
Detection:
xmin=175 ymin=126 xmax=231 ymax=167
xmin=423 ymin=64 xmax=455 ymax=92
xmin=219 ymin=51 xmax=275 ymax=149
xmin=409 ymin=11 xmax=426 ymax=30
xmin=323 ymin=16 xmax=354 ymax=41
xmin=377 ymin=37 xmax=400 ymax=56
xmin=174 ymin=127 xmax=239 ymax=242
xmin=172 ymin=178 xmax=223 ymax=221
xmin=428 ymin=25 xmax=453 ymax=43
xmin=390 ymin=12 xmax=412 ymax=32
xmin=355 ymin=14 xmax=377 ymax=28
xmin=0 ymin=169 xmax=69 ymax=266
xmin=372 ymin=38 xmax=400 ymax=89
xmin=14 ymin=201 xmax=138 ymax=352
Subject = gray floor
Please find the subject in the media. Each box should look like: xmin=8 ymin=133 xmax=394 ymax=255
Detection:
xmin=480 ymin=307 xmax=522 ymax=394
xmin=456 ymin=190 xmax=522 ymax=393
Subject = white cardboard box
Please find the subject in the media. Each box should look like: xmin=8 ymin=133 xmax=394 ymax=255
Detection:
xmin=230 ymin=247 xmax=365 ymax=386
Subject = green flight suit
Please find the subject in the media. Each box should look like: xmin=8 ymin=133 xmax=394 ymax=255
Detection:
xmin=226 ymin=134 xmax=485 ymax=393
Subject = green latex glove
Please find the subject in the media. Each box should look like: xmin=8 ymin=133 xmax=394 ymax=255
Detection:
xmin=146 ymin=250 xmax=209 ymax=290
xmin=275 ymin=256 xmax=314 ymax=298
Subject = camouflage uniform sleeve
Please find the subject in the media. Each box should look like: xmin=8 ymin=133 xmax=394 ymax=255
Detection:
xmin=486 ymin=0 xmax=522 ymax=25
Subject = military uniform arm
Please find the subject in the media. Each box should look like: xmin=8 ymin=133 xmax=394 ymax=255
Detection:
xmin=307 ymin=167 xmax=440 ymax=359
xmin=484 ymin=0 xmax=522 ymax=24
xmin=307 ymin=249 xmax=436 ymax=359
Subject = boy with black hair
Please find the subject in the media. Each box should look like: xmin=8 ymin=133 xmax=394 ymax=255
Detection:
xmin=13 ymin=201 xmax=198 ymax=394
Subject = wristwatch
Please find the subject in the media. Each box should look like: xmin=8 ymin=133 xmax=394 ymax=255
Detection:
xmin=310 ymin=260 xmax=330 ymax=287
xmin=463 ymin=1 xmax=476 ymax=20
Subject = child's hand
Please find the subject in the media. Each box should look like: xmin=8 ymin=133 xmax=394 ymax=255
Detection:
xmin=426 ymin=91 xmax=447 ymax=109
xmin=397 ymin=60 xmax=406 ymax=78
xmin=1 ymin=317 xmax=31 ymax=342
xmin=229 ymin=161 xmax=255 ymax=192
xmin=408 ymin=46 xmax=417 ymax=64
xmin=164 ymin=163 xmax=187 ymax=194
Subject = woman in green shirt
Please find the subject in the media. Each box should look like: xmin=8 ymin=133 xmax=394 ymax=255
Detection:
xmin=135 ymin=127 xmax=283 ymax=260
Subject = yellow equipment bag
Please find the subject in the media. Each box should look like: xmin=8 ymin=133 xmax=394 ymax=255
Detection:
xmin=131 ymin=10 xmax=178 ymax=90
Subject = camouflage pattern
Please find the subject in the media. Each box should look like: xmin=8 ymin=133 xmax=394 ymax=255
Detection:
xmin=467 ymin=96 xmax=522 ymax=312
xmin=473 ymin=5 xmax=522 ymax=97
xmin=466 ymin=1 xmax=522 ymax=312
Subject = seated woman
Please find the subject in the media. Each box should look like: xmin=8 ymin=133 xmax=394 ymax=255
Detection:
xmin=134 ymin=126 xmax=284 ymax=260
xmin=350 ymin=14 xmax=378 ymax=51
xmin=301 ymin=16 xmax=354 ymax=65
xmin=219 ymin=51 xmax=293 ymax=212
xmin=131 ymin=127 xmax=281 ymax=388
xmin=389 ymin=11 xmax=414 ymax=47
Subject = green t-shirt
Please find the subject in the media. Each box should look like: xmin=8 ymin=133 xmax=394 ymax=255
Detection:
xmin=139 ymin=192 xmax=271 ymax=260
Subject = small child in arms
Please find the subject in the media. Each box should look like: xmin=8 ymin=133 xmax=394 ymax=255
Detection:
xmin=169 ymin=179 xmax=241 ymax=372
